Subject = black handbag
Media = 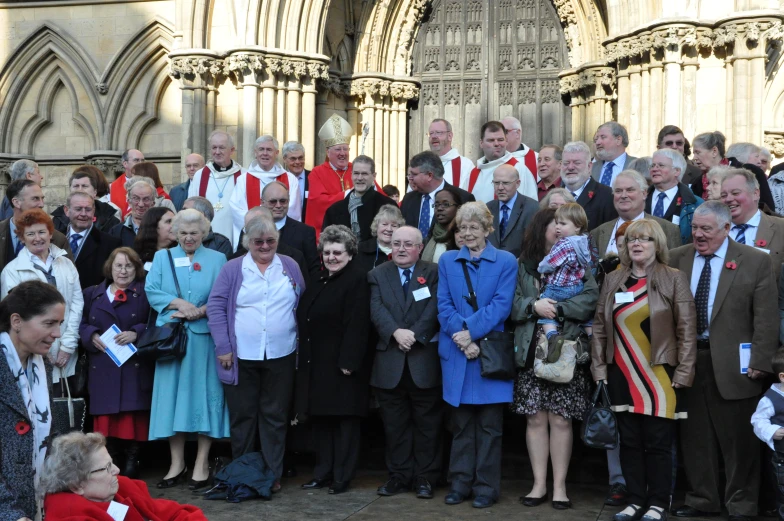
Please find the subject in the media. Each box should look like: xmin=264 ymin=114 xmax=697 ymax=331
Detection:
xmin=136 ymin=250 xmax=187 ymax=362
xmin=459 ymin=261 xmax=516 ymax=380
xmin=52 ymin=378 xmax=86 ymax=437
xmin=581 ymin=381 xmax=619 ymax=450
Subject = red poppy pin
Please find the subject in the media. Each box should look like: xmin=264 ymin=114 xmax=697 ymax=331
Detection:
xmin=15 ymin=421 xmax=30 ymax=435
xmin=114 ymin=289 xmax=127 ymax=303
xmin=92 ymin=216 xmax=97 ymax=222
xmin=588 ymin=191 xmax=595 ymax=199
xmin=417 ymin=276 xmax=426 ymax=284
xmin=725 ymin=260 xmax=737 ymax=270
xmin=387 ymin=253 xmax=393 ymax=260
xmin=756 ymin=239 xmax=768 ymax=248
xmin=676 ymin=197 xmax=683 ymax=206
xmin=193 ymin=262 xmax=201 ymax=271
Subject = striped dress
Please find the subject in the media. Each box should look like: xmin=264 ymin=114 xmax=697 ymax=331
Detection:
xmin=607 ymin=275 xmax=686 ymax=420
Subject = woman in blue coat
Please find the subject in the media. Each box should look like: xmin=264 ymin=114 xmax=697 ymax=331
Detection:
xmin=437 ymin=201 xmax=518 ymax=509
xmin=145 ymin=209 xmax=229 ymax=491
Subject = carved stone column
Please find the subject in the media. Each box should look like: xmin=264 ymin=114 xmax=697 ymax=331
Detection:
xmin=85 ymin=151 xmax=123 ymax=181
xmin=559 ymin=65 xmax=616 ymax=143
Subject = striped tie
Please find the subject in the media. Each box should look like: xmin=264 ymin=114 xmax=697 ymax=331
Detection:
xmin=733 ymin=224 xmax=750 ymax=244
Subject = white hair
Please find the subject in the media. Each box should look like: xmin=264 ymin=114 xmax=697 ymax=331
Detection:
xmin=613 ymin=169 xmax=649 ymax=192
xmin=209 ymin=130 xmax=235 ymax=149
xmin=562 ymin=141 xmax=592 ymax=161
xmin=254 ymin=135 xmax=279 ymax=150
xmin=125 ymin=176 xmax=155 ymax=197
xmin=9 ymin=159 xmax=38 ymax=181
xmin=726 ymin=142 xmax=760 ymax=164
xmin=652 ymin=149 xmax=687 ymax=179
xmin=282 ymin=141 xmax=305 ymax=157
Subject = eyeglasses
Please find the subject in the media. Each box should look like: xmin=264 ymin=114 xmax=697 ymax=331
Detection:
xmin=89 ymin=461 xmax=114 ymax=475
xmin=252 ymin=238 xmax=277 ymax=246
xmin=662 ymin=140 xmax=685 ymax=147
xmin=129 ymin=196 xmax=154 ymax=205
xmin=265 ymin=198 xmax=288 ymax=206
xmin=626 ymin=236 xmax=655 ymax=244
xmin=427 ymin=131 xmax=448 ymax=137
xmin=391 ymin=241 xmax=419 ymax=250
xmin=434 ymin=202 xmax=458 ymax=209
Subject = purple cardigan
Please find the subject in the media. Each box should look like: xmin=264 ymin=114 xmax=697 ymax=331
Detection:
xmin=207 ymin=253 xmax=306 ymax=385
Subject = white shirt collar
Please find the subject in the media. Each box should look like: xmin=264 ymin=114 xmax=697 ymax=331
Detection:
xmin=426 ymin=179 xmax=446 ymax=197
xmin=275 ymin=216 xmax=287 ymax=230
xmin=68 ymin=225 xmax=91 ymax=238
xmin=620 ymin=211 xmax=646 ymax=224
xmin=242 ymin=251 xmax=281 ymax=273
xmin=570 ymin=177 xmax=592 ymax=198
xmin=500 ymin=192 xmax=518 ymax=210
xmin=693 ymin=237 xmax=729 ymax=261
xmin=737 ymin=209 xmax=762 ymax=227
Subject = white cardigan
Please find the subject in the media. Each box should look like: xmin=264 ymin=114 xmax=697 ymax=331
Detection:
xmin=0 ymin=244 xmax=83 ymax=382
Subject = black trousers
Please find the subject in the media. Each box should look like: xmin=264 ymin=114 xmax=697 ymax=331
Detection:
xmin=374 ymin=362 xmax=443 ymax=484
xmin=682 ymin=350 xmax=760 ymax=516
xmin=223 ymin=353 xmax=296 ymax=479
xmin=772 ymin=441 xmax=784 ymax=521
xmin=448 ymin=403 xmax=504 ymax=499
xmin=311 ymin=416 xmax=361 ymax=483
xmin=617 ymin=412 xmax=676 ymax=509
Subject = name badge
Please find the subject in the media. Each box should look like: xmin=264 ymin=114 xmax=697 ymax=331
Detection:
xmin=412 ymin=287 xmax=431 ymax=301
xmin=143 ymin=262 xmax=152 ymax=272
xmin=107 ymin=501 xmax=129 ymax=521
xmin=615 ymin=292 xmax=634 ymax=304
xmin=174 ymin=257 xmax=191 ymax=268
xmin=671 ymin=215 xmax=680 ymax=226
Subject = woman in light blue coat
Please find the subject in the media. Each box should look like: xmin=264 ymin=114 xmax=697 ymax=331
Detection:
xmin=145 ymin=209 xmax=229 ymax=491
xmin=437 ymin=201 xmax=517 ymax=509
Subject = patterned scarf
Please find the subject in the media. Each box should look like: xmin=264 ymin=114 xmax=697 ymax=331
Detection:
xmin=348 ymin=191 xmax=364 ymax=238
xmin=1 ymin=331 xmax=50 ymax=490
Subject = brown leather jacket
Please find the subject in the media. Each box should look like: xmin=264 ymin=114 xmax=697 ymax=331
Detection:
xmin=591 ymin=262 xmax=697 ymax=387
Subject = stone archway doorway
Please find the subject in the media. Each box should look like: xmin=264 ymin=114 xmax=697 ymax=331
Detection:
xmin=408 ymin=0 xmax=571 ymax=162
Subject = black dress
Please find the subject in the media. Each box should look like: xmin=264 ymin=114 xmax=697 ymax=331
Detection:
xmin=354 ymin=238 xmax=391 ymax=273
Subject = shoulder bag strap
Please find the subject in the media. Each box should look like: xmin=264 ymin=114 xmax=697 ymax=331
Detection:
xmin=167 ymin=249 xmax=183 ymax=299
xmin=459 ymin=260 xmax=479 ymax=312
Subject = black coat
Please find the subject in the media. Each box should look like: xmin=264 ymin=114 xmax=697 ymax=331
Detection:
xmin=52 ymin=200 xmax=120 ymax=234
xmin=295 ymin=260 xmax=371 ymax=417
xmin=108 ymin=221 xmax=136 ymax=248
xmin=203 ymin=230 xmax=233 ymax=260
xmin=322 ymin=189 xmax=397 ymax=242
xmin=400 ymin=183 xmax=475 ymax=230
xmin=73 ymin=226 xmax=122 ymax=289
xmin=279 ymin=219 xmax=320 ymax=279
xmin=355 ymin=238 xmax=391 ymax=273
xmin=575 ymin=177 xmax=618 ymax=231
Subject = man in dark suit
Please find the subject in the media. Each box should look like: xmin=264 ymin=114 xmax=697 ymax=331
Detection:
xmin=656 ymin=125 xmax=702 ymax=185
xmin=170 ymin=153 xmax=205 ymax=211
xmin=486 ymin=164 xmax=537 ymax=258
xmin=400 ymin=151 xmax=475 ymax=238
xmin=644 ymin=149 xmax=702 ymax=244
xmin=721 ymin=167 xmax=784 ymax=282
xmin=669 ymin=201 xmax=778 ymax=520
xmin=560 ymin=141 xmax=617 ymax=231
xmin=322 ymin=155 xmax=396 ymax=242
xmin=64 ymin=192 xmax=121 ymax=289
xmin=0 ymin=179 xmax=72 ymax=273
xmin=282 ymin=141 xmax=309 ymax=221
xmin=368 ymin=226 xmax=442 ymax=500
xmin=591 ymin=122 xmax=637 ymax=186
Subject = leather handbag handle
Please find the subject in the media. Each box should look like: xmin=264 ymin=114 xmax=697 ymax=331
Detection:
xmin=459 ymin=260 xmax=479 ymax=312
xmin=166 ymin=249 xmax=183 ymax=299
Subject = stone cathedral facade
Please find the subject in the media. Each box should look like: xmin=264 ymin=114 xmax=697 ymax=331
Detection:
xmin=0 ymin=0 xmax=783 ymax=207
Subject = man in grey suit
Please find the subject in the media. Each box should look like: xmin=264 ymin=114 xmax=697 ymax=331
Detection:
xmin=486 ymin=164 xmax=538 ymax=258
xmin=591 ymin=121 xmax=637 ymax=187
xmin=368 ymin=226 xmax=442 ymax=500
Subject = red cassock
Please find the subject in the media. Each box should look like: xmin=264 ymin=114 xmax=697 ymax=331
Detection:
xmin=304 ymin=161 xmax=354 ymax=239
xmin=110 ymin=174 xmax=129 ymax=217
xmin=43 ymin=476 xmax=208 ymax=521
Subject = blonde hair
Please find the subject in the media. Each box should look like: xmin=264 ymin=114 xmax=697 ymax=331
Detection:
xmin=554 ymin=203 xmax=588 ymax=234
xmin=618 ymin=219 xmax=669 ymax=266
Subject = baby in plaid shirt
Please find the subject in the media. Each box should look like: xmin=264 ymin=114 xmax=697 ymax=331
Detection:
xmin=537 ymin=203 xmax=592 ymax=340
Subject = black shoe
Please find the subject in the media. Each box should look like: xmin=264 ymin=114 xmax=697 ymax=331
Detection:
xmin=614 ymin=504 xmax=644 ymax=521
xmin=414 ymin=478 xmax=433 ymax=499
xmin=188 ymin=476 xmax=213 ymax=491
xmin=472 ymin=495 xmax=495 ymax=508
xmin=377 ymin=477 xmax=409 ymax=496
xmin=328 ymin=481 xmax=349 ymax=494
xmin=641 ymin=506 xmax=667 ymax=521
xmin=670 ymin=505 xmax=720 ymax=517
xmin=605 ymin=483 xmax=628 ymax=506
xmin=552 ymin=499 xmax=572 ymax=510
xmin=301 ymin=476 xmax=332 ymax=489
xmin=520 ymin=494 xmax=548 ymax=507
xmin=444 ymin=491 xmax=466 ymax=505
xmin=122 ymin=441 xmax=140 ymax=480
xmin=156 ymin=467 xmax=187 ymax=489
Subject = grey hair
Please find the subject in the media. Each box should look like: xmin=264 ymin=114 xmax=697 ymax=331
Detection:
xmin=282 ymin=141 xmax=305 ymax=157
xmin=318 ymin=224 xmax=358 ymax=256
xmin=125 ymin=176 xmax=155 ymax=198
xmin=247 ymin=205 xmax=273 ymax=220
xmin=501 ymin=116 xmax=522 ymax=130
xmin=121 ymin=149 xmax=131 ymax=163
xmin=613 ymin=169 xmax=649 ymax=192
xmin=455 ymin=201 xmax=494 ymax=234
xmin=38 ymin=432 xmax=107 ymax=498
xmin=760 ymin=147 xmax=772 ymax=162
xmin=720 ymin=167 xmax=759 ymax=192
xmin=598 ymin=121 xmax=630 ymax=147
xmin=261 ymin=181 xmax=289 ymax=199
xmin=242 ymin=214 xmax=279 ymax=250
xmin=430 ymin=118 xmax=452 ymax=132
xmin=172 ymin=208 xmax=210 ymax=236
xmin=540 ymin=144 xmax=563 ymax=161
xmin=9 ymin=159 xmax=38 ymax=181
xmin=254 ymin=134 xmax=279 ymax=150
xmin=706 ymin=165 xmax=731 ymax=181
xmin=693 ymin=200 xmax=732 ymax=229
xmin=65 ymin=191 xmax=95 ymax=208
xmin=627 ymin=157 xmax=653 ymax=183
xmin=183 ymin=196 xmax=214 ymax=222
xmin=692 ymin=131 xmax=726 ymax=157
xmin=562 ymin=141 xmax=592 ymax=161
xmin=209 ymin=130 xmax=235 ymax=148
xmin=538 ymin=187 xmax=575 ymax=209
xmin=652 ymin=149 xmax=687 ymax=179
xmin=353 ymin=154 xmax=375 ymax=174
xmin=370 ymin=204 xmax=405 ymax=237
xmin=726 ymin=142 xmax=760 ymax=164
xmin=408 ymin=151 xmax=445 ymax=179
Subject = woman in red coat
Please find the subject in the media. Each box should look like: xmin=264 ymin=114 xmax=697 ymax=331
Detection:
xmin=40 ymin=432 xmax=207 ymax=521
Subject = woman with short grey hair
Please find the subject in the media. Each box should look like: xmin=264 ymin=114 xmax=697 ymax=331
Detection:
xmin=356 ymin=204 xmax=404 ymax=272
xmin=318 ymin=224 xmax=359 ymax=257
xmin=539 ymin=188 xmax=576 ymax=209
xmin=208 ymin=214 xmax=304 ymax=492
xmin=172 ymin=208 xmax=210 ymax=236
xmin=40 ymin=431 xmax=207 ymax=520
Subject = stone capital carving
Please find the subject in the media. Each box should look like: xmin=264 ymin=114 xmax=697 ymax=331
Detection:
xmin=337 ymin=78 xmax=421 ymax=102
xmin=169 ymin=56 xmax=224 ymax=81
xmin=559 ymin=67 xmax=616 ymax=96
xmin=87 ymin=157 xmax=124 ymax=178
xmin=765 ymin=132 xmax=784 ymax=158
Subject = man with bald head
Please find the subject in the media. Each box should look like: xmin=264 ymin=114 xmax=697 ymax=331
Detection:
xmin=171 ymin=153 xmax=205 ymax=211
xmin=486 ymin=164 xmax=538 ymax=258
xmin=110 ymin=148 xmax=144 ymax=217
xmin=502 ymin=116 xmax=538 ymax=183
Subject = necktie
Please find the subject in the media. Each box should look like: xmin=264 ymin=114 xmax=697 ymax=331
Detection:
xmin=499 ymin=204 xmax=510 ymax=239
xmin=570 ymin=192 xmax=577 ymax=198
xmin=733 ymin=223 xmax=750 ymax=244
xmin=14 ymin=239 xmax=23 ymax=255
xmin=69 ymin=233 xmax=82 ymax=256
xmin=600 ymin=161 xmax=615 ymax=186
xmin=402 ymin=268 xmax=411 ymax=296
xmin=653 ymin=192 xmax=666 ymax=218
xmin=695 ymin=254 xmax=715 ymax=336
xmin=32 ymin=263 xmax=57 ymax=287
xmin=418 ymin=194 xmax=431 ymax=239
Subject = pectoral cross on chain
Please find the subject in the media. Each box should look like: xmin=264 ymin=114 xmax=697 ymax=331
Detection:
xmin=214 ymin=202 xmax=224 ymax=212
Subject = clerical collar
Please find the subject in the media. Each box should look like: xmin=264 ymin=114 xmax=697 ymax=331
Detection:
xmin=329 ymin=162 xmax=347 ymax=172
xmin=213 ymin=160 xmax=234 ymax=172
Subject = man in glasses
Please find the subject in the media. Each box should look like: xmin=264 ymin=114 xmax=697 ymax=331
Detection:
xmin=110 ymin=148 xmax=144 ymax=217
xmin=109 ymin=177 xmax=157 ymax=247
xmin=486 ymin=164 xmax=538 ymax=258
xmin=656 ymin=125 xmax=702 ymax=185
xmin=427 ymin=119 xmax=474 ymax=189
xmin=644 ymin=149 xmax=702 ymax=244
